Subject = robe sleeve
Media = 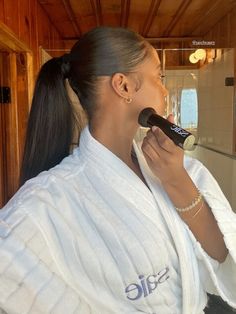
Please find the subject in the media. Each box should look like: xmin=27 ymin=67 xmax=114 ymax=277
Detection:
xmin=0 ymin=206 xmax=91 ymax=314
xmin=185 ymin=158 xmax=236 ymax=309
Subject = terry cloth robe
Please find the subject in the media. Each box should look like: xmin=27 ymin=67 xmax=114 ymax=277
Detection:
xmin=0 ymin=126 xmax=236 ymax=314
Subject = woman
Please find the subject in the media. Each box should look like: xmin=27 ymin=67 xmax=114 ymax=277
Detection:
xmin=0 ymin=26 xmax=236 ymax=314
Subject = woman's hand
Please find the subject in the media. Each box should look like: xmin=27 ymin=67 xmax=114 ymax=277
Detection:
xmin=141 ymin=114 xmax=186 ymax=186
xmin=141 ymin=115 xmax=228 ymax=263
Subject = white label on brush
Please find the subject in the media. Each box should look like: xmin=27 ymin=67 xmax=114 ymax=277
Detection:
xmin=170 ymin=125 xmax=189 ymax=137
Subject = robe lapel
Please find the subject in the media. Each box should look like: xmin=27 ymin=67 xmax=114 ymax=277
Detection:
xmin=79 ymin=127 xmax=163 ymax=225
xmin=133 ymin=141 xmax=201 ymax=314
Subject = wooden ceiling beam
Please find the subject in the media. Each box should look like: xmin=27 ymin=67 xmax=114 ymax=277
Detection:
xmin=64 ymin=36 xmax=199 ymax=42
xmin=0 ymin=20 xmax=31 ymax=52
xmin=61 ymin=0 xmax=82 ymax=37
xmin=142 ymin=0 xmax=162 ymax=37
xmin=187 ymin=0 xmax=230 ymax=36
xmin=146 ymin=36 xmax=200 ymax=43
xmin=120 ymin=0 xmax=130 ymax=27
xmin=38 ymin=1 xmax=64 ymax=39
xmin=90 ymin=0 xmax=103 ymax=26
xmin=163 ymin=0 xmax=192 ymax=37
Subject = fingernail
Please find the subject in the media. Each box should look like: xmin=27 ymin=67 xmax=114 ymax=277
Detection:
xmin=152 ymin=126 xmax=158 ymax=132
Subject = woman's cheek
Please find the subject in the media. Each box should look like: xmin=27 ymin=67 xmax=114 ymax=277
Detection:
xmin=155 ymin=92 xmax=166 ymax=116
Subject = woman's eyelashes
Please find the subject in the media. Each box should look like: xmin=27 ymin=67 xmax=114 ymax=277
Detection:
xmin=157 ymin=72 xmax=165 ymax=83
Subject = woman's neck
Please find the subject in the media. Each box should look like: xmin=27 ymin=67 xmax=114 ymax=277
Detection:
xmin=89 ymin=115 xmax=148 ymax=186
xmin=89 ymin=119 xmax=136 ymax=166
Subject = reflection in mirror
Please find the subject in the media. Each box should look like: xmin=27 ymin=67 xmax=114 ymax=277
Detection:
xmin=164 ymin=61 xmax=199 ymax=143
xmin=180 ymin=88 xmax=198 ymax=130
xmin=162 ymin=48 xmax=234 ymax=155
xmin=161 ymin=48 xmax=235 ymax=210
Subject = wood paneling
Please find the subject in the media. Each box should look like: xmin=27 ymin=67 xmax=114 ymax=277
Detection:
xmin=29 ymin=0 xmax=39 ymax=74
xmin=0 ymin=1 xmax=4 ymax=21
xmin=120 ymin=0 xmax=130 ymax=28
xmin=5 ymin=53 xmax=20 ymax=200
xmin=90 ymin=0 xmax=103 ymax=26
xmin=0 ymin=51 xmax=20 ymax=205
xmin=100 ymin=0 xmax=123 ymax=27
xmin=37 ymin=3 xmax=51 ymax=49
xmin=0 ymin=22 xmax=31 ymax=52
xmin=37 ymin=0 xmax=78 ymax=38
xmin=0 ymin=52 xmax=9 ymax=207
xmin=3 ymin=0 xmax=20 ymax=38
xmin=141 ymin=0 xmax=162 ymax=37
xmin=19 ymin=0 xmax=31 ymax=46
xmin=37 ymin=0 xmax=236 ymax=49
xmin=190 ymin=0 xmax=236 ymax=37
xmin=162 ymin=0 xmax=192 ymax=37
xmin=128 ymin=0 xmax=153 ymax=34
xmin=0 ymin=0 xmax=65 ymax=206
xmin=147 ymin=0 xmax=186 ymax=37
xmin=61 ymin=0 xmax=82 ymax=36
xmin=0 ymin=0 xmax=65 ymax=71
xmin=203 ymin=5 xmax=236 ymax=48
xmin=0 ymin=101 xmax=4 ymax=206
xmin=16 ymin=53 xmax=29 ymax=162
xmin=160 ymin=0 xmax=229 ymax=37
xmin=70 ymin=0 xmax=97 ymax=34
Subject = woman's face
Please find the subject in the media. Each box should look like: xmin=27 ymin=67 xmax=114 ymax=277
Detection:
xmin=131 ymin=48 xmax=168 ymax=117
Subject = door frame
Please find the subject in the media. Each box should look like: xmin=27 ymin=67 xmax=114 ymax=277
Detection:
xmin=0 ymin=21 xmax=33 ymax=206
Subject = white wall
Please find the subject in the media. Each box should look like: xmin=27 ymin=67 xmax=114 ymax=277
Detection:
xmin=197 ymin=49 xmax=234 ymax=155
xmin=232 ymin=161 xmax=236 ymax=208
xmin=164 ymin=69 xmax=198 ymax=125
xmin=191 ymin=49 xmax=235 ymax=210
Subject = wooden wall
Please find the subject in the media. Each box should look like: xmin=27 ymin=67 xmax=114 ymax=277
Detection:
xmin=0 ymin=0 xmax=65 ymax=76
xmin=0 ymin=0 xmax=65 ymax=206
xmin=203 ymin=5 xmax=236 ymax=48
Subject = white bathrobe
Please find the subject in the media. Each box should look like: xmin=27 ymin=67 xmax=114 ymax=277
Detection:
xmin=0 ymin=126 xmax=236 ymax=314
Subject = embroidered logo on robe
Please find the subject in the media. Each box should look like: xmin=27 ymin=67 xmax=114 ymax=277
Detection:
xmin=125 ymin=267 xmax=170 ymax=300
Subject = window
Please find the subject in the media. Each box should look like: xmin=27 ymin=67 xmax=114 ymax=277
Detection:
xmin=180 ymin=88 xmax=198 ymax=129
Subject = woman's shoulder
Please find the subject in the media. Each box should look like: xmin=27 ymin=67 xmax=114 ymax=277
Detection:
xmin=23 ymin=148 xmax=84 ymax=196
xmin=0 ymin=150 xmax=85 ymax=232
xmin=0 ymin=153 xmax=81 ymax=288
xmin=0 ymin=201 xmax=81 ymax=313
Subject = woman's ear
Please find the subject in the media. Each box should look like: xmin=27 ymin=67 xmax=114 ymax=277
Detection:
xmin=111 ymin=73 xmax=132 ymax=99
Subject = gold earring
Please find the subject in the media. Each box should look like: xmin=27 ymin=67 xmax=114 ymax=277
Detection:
xmin=125 ymin=97 xmax=132 ymax=103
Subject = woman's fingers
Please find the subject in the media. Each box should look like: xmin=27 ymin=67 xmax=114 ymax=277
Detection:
xmin=142 ymin=127 xmax=175 ymax=164
xmin=141 ymin=123 xmax=185 ymax=184
xmin=167 ymin=113 xmax=174 ymax=124
xmin=142 ymin=125 xmax=183 ymax=162
xmin=150 ymin=126 xmax=177 ymax=153
xmin=144 ymin=129 xmax=161 ymax=156
xmin=142 ymin=136 xmax=161 ymax=162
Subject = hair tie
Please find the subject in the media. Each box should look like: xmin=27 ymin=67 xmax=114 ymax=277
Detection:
xmin=61 ymin=53 xmax=71 ymax=63
xmin=60 ymin=53 xmax=71 ymax=79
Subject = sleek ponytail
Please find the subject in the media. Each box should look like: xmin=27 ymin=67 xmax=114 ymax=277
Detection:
xmin=20 ymin=57 xmax=74 ymax=185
